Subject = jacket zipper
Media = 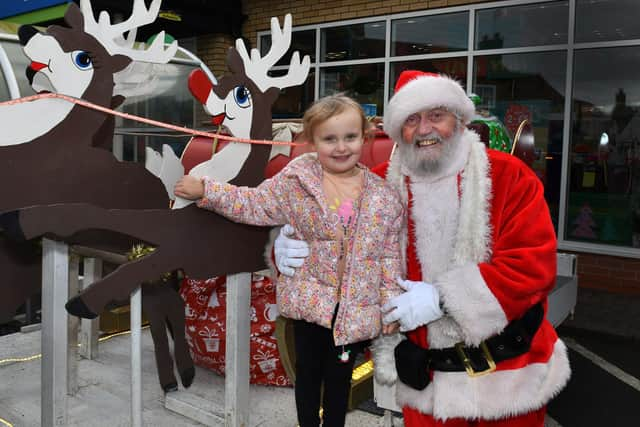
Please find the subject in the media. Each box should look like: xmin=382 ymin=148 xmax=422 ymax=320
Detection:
xmin=333 ymin=169 xmax=368 ymax=345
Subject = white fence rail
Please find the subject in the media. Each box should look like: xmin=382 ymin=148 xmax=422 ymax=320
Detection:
xmin=40 ymin=239 xmax=252 ymax=426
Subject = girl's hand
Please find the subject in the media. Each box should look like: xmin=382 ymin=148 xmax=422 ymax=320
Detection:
xmin=174 ymin=175 xmax=205 ymax=200
xmin=382 ymin=321 xmax=400 ymax=335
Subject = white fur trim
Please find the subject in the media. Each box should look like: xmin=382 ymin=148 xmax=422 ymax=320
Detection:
xmin=451 ymin=134 xmax=493 ymax=265
xmin=371 ymin=333 xmax=404 ymax=385
xmin=409 ymin=174 xmax=459 ymax=282
xmin=431 ymin=263 xmax=508 ymax=347
xmin=396 ymin=339 xmax=571 ymax=421
xmin=384 ymin=75 xmax=475 ymax=144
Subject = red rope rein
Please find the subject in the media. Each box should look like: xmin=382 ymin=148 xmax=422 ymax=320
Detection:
xmin=1 ymin=92 xmax=307 ymax=147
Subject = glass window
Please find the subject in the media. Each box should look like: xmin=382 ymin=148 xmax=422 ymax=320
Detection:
xmin=568 ymin=46 xmax=640 ymax=248
xmin=390 ymin=57 xmax=467 ymax=97
xmin=321 ymin=21 xmax=385 ymax=62
xmin=473 ymin=51 xmax=567 ymax=229
xmin=269 ymin=69 xmax=315 ymax=119
xmin=122 ymin=133 xmax=192 ymax=163
xmin=260 ymin=29 xmax=316 ymax=65
xmin=391 ymin=12 xmax=468 ymax=56
xmin=0 ymin=61 xmax=9 ymax=102
xmin=121 ymin=62 xmax=199 ymax=129
xmin=475 ymin=1 xmax=568 ymax=49
xmin=320 ymin=63 xmax=385 ymax=115
xmin=0 ymin=40 xmax=34 ymax=97
xmin=576 ymin=0 xmax=640 ymax=43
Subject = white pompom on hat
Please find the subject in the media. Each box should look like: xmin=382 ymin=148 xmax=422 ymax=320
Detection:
xmin=383 ymin=70 xmax=475 ymax=143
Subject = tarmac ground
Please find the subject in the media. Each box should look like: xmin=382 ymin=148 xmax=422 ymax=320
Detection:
xmin=1 ymin=287 xmax=638 ymax=426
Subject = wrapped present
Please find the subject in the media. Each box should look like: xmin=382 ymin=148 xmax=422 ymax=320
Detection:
xmin=253 ymin=349 xmax=278 ymax=374
xmin=180 ymin=274 xmax=292 ymax=387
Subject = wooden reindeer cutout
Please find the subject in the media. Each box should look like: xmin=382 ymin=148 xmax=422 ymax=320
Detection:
xmin=0 ymin=0 xmax=177 ymax=322
xmin=3 ymin=9 xmax=309 ymax=391
xmin=0 ymin=0 xmax=196 ymax=392
xmin=148 ymin=13 xmax=310 ymax=209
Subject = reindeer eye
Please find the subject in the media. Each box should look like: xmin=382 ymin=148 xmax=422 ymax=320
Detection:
xmin=71 ymin=50 xmax=93 ymax=70
xmin=233 ymin=86 xmax=251 ymax=108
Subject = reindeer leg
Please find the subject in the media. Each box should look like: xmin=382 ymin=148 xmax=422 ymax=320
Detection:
xmin=142 ymin=283 xmax=178 ymax=393
xmin=0 ymin=238 xmax=41 ymax=323
xmin=162 ymin=275 xmax=195 ymax=388
xmin=66 ymin=249 xmax=175 ymax=319
xmin=4 ymin=203 xmax=116 ymax=242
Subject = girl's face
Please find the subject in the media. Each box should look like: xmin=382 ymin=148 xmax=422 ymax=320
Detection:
xmin=311 ymin=109 xmax=364 ymax=177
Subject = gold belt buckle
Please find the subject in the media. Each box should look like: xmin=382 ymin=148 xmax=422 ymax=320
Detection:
xmin=455 ymin=341 xmax=497 ymax=377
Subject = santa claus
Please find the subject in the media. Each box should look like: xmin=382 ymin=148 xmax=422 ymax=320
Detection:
xmin=275 ymin=70 xmax=570 ymax=426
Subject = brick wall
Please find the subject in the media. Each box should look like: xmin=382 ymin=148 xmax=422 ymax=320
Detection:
xmin=567 ymin=251 xmax=640 ymax=296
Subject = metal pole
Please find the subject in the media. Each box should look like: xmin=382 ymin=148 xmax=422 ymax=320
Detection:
xmin=41 ymin=238 xmax=69 ymax=426
xmin=131 ymin=286 xmax=143 ymax=427
xmin=67 ymin=255 xmax=80 ymax=396
xmin=79 ymin=258 xmax=102 ymax=360
xmin=224 ymin=272 xmax=252 ymax=427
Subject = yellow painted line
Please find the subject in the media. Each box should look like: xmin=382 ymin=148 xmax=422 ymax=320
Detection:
xmin=0 ymin=326 xmax=149 ymax=366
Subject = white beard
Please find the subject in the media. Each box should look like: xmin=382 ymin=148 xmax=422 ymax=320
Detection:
xmin=397 ymin=127 xmax=464 ymax=178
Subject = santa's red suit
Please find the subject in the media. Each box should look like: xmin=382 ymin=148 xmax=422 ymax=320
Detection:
xmin=372 ymin=71 xmax=570 ymax=426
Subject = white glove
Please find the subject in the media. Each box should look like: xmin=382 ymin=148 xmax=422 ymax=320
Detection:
xmin=382 ymin=278 xmax=443 ymax=332
xmin=274 ymin=224 xmax=309 ymax=277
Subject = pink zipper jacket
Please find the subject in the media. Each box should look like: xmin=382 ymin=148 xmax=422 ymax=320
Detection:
xmin=197 ymin=153 xmax=404 ymax=345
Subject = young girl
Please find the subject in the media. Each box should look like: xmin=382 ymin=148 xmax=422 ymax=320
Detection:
xmin=175 ymin=95 xmax=403 ymax=427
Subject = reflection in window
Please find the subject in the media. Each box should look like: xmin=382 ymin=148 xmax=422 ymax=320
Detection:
xmin=475 ymin=1 xmax=568 ymax=50
xmin=121 ymin=134 xmax=191 ymax=163
xmin=320 ymin=64 xmax=384 ymax=115
xmin=121 ymin=62 xmax=199 ymax=129
xmin=576 ymin=0 xmax=640 ymax=43
xmin=0 ymin=66 xmax=9 ymax=102
xmin=392 ymin=12 xmax=468 ymax=56
xmin=1 ymin=41 xmax=33 ymax=97
xmin=321 ymin=22 xmax=385 ymax=62
xmin=569 ymin=46 xmax=640 ymax=248
xmin=269 ymin=69 xmax=315 ymax=119
xmin=473 ymin=51 xmax=567 ymax=229
xmin=390 ymin=58 xmax=467 ymax=98
xmin=260 ymin=29 xmax=316 ymax=65
xmin=119 ymin=61 xmax=199 ymax=164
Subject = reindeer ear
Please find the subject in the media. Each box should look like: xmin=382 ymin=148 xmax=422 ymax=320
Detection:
xmin=63 ymin=3 xmax=84 ymax=29
xmin=110 ymin=54 xmax=132 ymax=73
xmin=264 ymin=87 xmax=281 ymax=105
xmin=226 ymin=48 xmax=245 ymax=74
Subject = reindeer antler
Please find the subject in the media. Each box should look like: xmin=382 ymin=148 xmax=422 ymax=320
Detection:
xmin=81 ymin=0 xmax=177 ymax=64
xmin=236 ymin=14 xmax=311 ymax=92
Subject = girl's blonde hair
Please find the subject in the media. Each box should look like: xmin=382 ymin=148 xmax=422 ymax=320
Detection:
xmin=301 ymin=95 xmax=373 ymax=143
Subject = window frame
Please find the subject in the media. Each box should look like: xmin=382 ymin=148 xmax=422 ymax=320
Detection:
xmin=257 ymin=0 xmax=640 ymax=259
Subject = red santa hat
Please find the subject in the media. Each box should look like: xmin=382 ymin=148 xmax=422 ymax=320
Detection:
xmin=383 ymin=70 xmax=475 ymax=143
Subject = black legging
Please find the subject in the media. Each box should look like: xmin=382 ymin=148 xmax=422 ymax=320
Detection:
xmin=293 ymin=317 xmax=367 ymax=427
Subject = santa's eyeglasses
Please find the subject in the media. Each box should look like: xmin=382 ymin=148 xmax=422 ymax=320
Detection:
xmin=403 ymin=108 xmax=458 ymax=127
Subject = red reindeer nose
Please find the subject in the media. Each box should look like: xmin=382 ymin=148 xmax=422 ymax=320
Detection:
xmin=188 ymin=69 xmax=213 ymax=105
xmin=30 ymin=61 xmax=47 ymax=71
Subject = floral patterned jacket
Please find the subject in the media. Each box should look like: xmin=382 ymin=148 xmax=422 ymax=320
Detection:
xmin=197 ymin=153 xmax=404 ymax=345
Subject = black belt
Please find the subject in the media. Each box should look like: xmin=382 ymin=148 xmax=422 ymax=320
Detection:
xmin=395 ymin=303 xmax=544 ymax=390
